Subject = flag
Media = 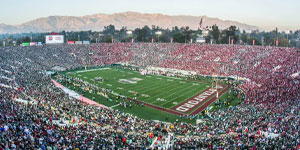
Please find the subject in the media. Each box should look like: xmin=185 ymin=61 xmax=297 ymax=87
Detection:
xmin=199 ymin=18 xmax=203 ymax=28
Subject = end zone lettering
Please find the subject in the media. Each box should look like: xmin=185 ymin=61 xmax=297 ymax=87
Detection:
xmin=175 ymin=86 xmax=223 ymax=112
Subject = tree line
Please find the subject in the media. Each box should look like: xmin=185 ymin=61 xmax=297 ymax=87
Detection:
xmin=0 ymin=24 xmax=299 ymax=47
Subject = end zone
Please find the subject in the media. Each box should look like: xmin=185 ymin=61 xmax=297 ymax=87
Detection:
xmin=172 ymin=85 xmax=228 ymax=114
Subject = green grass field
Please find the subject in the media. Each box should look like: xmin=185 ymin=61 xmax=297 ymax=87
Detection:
xmin=58 ymin=67 xmax=241 ymax=123
xmin=64 ymin=67 xmax=210 ymax=109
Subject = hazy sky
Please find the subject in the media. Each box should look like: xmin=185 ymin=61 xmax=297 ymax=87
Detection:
xmin=0 ymin=0 xmax=299 ymax=30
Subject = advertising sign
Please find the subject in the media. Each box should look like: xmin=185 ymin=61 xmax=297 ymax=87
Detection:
xmin=45 ymin=35 xmax=64 ymax=44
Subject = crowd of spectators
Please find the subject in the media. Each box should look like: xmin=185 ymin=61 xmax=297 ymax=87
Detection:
xmin=0 ymin=43 xmax=299 ymax=149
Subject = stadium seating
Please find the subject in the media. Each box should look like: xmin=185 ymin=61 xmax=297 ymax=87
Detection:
xmin=0 ymin=43 xmax=299 ymax=149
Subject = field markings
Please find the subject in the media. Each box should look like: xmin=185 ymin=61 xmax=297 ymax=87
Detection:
xmin=121 ymin=76 xmax=204 ymax=105
xmin=143 ymin=82 xmax=194 ymax=103
xmin=171 ymin=85 xmax=227 ymax=114
xmin=137 ymin=80 xmax=176 ymax=92
xmin=131 ymin=74 xmax=197 ymax=93
xmin=74 ymin=69 xmax=210 ymax=111
xmin=65 ymin=68 xmax=220 ymax=116
xmin=153 ymin=84 xmax=206 ymax=106
xmin=81 ymin=69 xmax=184 ymax=98
xmin=154 ymin=74 xmax=183 ymax=80
xmin=136 ymin=79 xmax=196 ymax=95
xmin=156 ymin=98 xmax=167 ymax=102
xmin=136 ymin=79 xmax=189 ymax=98
xmin=161 ymin=85 xmax=208 ymax=107
xmin=124 ymin=77 xmax=174 ymax=93
xmin=141 ymin=94 xmax=150 ymax=98
xmin=120 ymin=79 xmax=165 ymax=93
xmin=76 ymin=68 xmax=110 ymax=73
xmin=190 ymin=86 xmax=229 ymax=115
xmin=110 ymin=104 xmax=120 ymax=108
xmin=94 ymin=74 xmax=161 ymax=94
xmin=128 ymin=90 xmax=136 ymax=94
xmin=122 ymin=80 xmax=180 ymax=101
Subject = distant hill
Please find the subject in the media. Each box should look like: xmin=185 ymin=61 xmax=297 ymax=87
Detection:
xmin=0 ymin=12 xmax=259 ymax=34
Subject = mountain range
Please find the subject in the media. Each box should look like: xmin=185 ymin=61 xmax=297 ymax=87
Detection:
xmin=0 ymin=12 xmax=259 ymax=34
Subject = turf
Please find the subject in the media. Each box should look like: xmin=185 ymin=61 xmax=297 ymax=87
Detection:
xmin=64 ymin=67 xmax=210 ymax=110
xmin=56 ymin=67 xmax=242 ymax=123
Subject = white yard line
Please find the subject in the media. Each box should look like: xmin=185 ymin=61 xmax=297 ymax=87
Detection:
xmin=110 ymin=104 xmax=120 ymax=108
xmin=143 ymin=83 xmax=192 ymax=103
xmin=151 ymin=84 xmax=198 ymax=105
xmin=135 ymin=80 xmax=183 ymax=98
xmin=158 ymin=85 xmax=205 ymax=106
xmin=124 ymin=78 xmax=170 ymax=93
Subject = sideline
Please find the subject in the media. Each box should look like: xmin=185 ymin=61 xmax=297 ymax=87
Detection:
xmin=75 ymin=68 xmax=110 ymax=73
xmin=51 ymin=79 xmax=108 ymax=109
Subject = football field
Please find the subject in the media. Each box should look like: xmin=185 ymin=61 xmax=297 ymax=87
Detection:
xmin=64 ymin=67 xmax=228 ymax=115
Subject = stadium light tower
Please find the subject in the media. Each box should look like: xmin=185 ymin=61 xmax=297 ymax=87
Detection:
xmin=66 ymin=33 xmax=68 ymax=42
xmin=228 ymin=36 xmax=233 ymax=45
xmin=126 ymin=30 xmax=133 ymax=43
xmin=286 ymin=30 xmax=290 ymax=47
xmin=98 ymin=33 xmax=103 ymax=43
xmin=155 ymin=31 xmax=162 ymax=43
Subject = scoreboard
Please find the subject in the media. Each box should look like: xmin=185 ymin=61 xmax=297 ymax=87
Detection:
xmin=45 ymin=35 xmax=64 ymax=44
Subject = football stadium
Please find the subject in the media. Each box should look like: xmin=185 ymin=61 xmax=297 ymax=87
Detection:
xmin=0 ymin=1 xmax=300 ymax=149
xmin=1 ymin=43 xmax=299 ymax=149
